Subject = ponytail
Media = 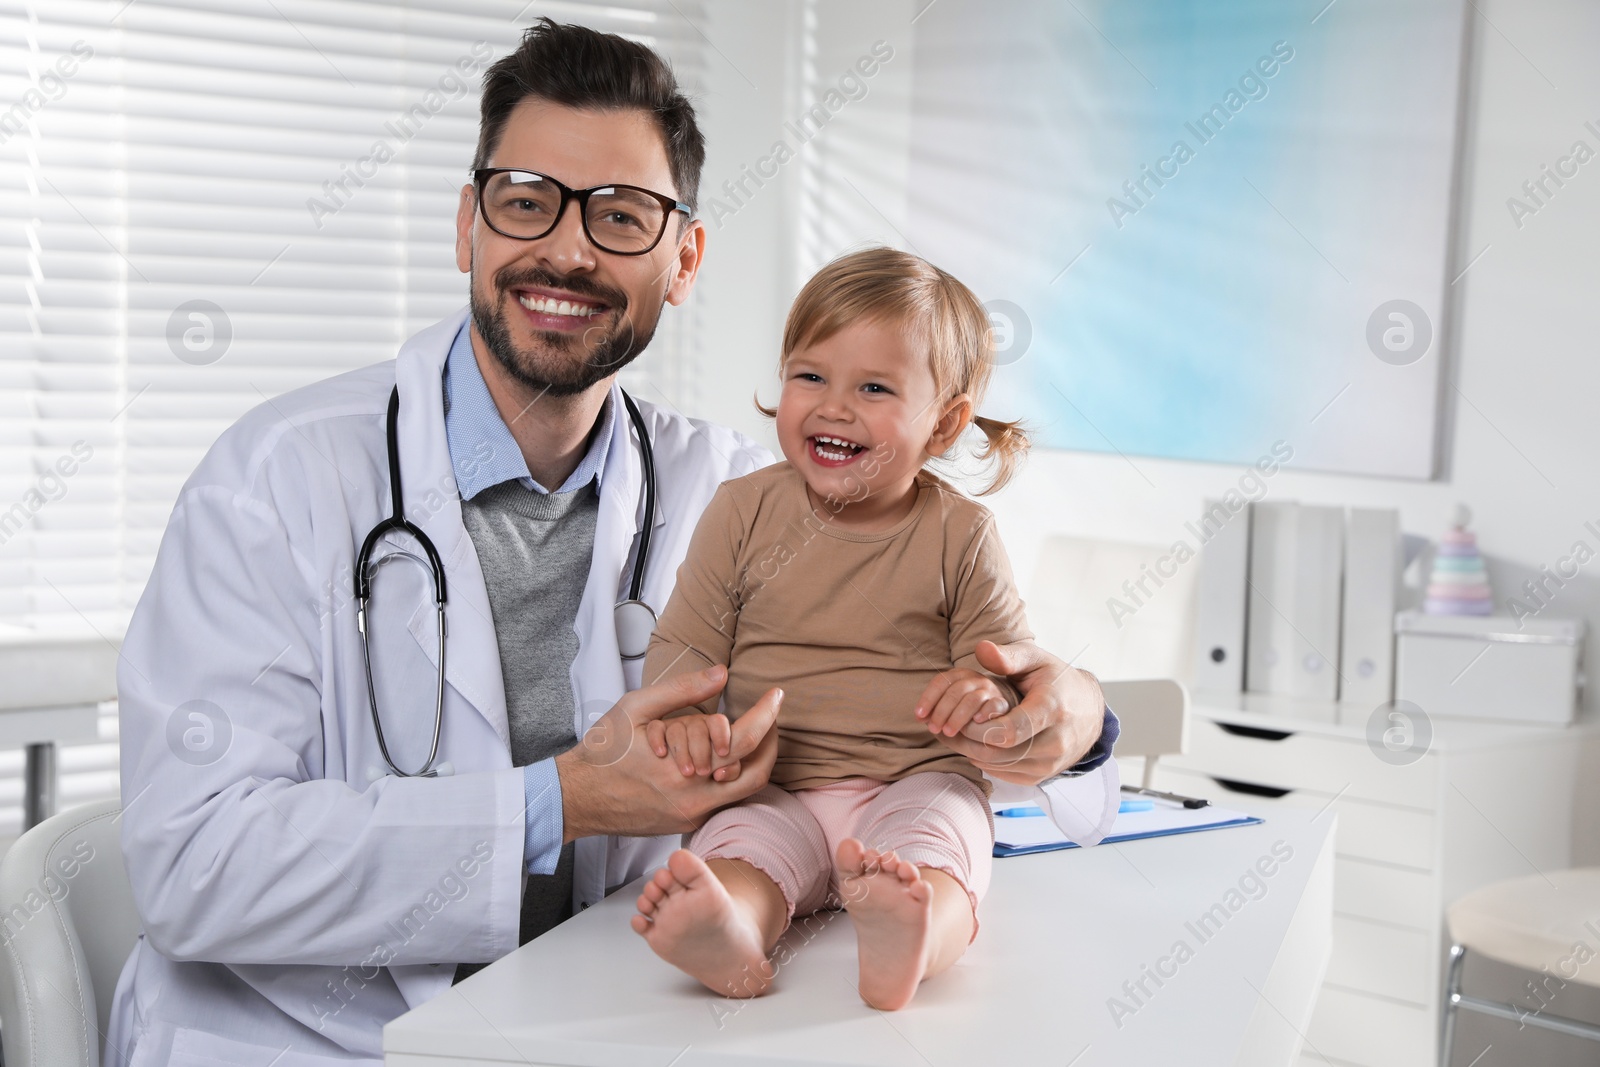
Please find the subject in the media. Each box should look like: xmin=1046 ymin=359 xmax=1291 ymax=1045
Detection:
xmin=971 ymin=415 xmax=1030 ymax=495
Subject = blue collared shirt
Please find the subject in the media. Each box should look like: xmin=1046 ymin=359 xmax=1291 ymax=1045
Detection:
xmin=443 ymin=323 xmax=615 ymax=498
xmin=442 ymin=323 xmax=615 ymax=877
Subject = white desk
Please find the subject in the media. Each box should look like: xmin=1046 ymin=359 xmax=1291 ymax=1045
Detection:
xmin=1150 ymin=693 xmax=1592 ymax=1067
xmin=0 ymin=633 xmax=118 ymax=829
xmin=385 ymin=809 xmax=1334 ymax=1067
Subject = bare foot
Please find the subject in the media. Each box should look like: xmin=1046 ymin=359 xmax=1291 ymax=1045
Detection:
xmin=836 ymin=838 xmax=933 ymax=1010
xmin=631 ymin=850 xmax=775 ymax=998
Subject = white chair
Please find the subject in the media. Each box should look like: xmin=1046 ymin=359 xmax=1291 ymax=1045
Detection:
xmin=0 ymin=801 xmax=140 ymax=1067
xmin=1441 ymin=868 xmax=1600 ymax=1066
xmin=1100 ymin=678 xmax=1188 ymax=789
xmin=1028 ymin=535 xmax=1200 ymax=684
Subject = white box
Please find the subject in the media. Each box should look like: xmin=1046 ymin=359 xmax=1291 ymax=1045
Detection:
xmin=1394 ymin=611 xmax=1586 ymax=724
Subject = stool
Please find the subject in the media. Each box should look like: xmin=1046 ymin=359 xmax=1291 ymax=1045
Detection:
xmin=1442 ymin=868 xmax=1600 ymax=1066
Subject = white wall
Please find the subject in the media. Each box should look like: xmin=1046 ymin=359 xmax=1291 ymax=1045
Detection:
xmin=673 ymin=1 xmax=795 ymax=450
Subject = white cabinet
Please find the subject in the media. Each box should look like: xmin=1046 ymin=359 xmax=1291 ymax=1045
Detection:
xmin=1119 ymin=693 xmax=1589 ymax=1067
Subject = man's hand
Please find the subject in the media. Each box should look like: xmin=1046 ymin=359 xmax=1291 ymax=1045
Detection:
xmin=555 ymin=666 xmax=781 ymax=841
xmin=919 ymin=640 xmax=1103 ymax=786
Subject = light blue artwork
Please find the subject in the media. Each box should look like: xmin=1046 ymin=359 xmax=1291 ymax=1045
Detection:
xmin=907 ymin=0 xmax=1467 ymax=478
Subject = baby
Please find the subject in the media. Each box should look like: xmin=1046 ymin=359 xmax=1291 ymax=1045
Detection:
xmin=631 ymin=247 xmax=1033 ymax=1011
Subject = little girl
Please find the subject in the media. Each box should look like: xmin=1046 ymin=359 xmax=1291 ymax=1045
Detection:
xmin=631 ymin=247 xmax=1032 ymax=1011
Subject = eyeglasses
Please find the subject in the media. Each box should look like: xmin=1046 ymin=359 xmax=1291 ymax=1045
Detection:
xmin=472 ymin=168 xmax=692 ymax=256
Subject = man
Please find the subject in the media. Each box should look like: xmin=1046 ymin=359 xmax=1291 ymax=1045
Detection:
xmin=109 ymin=19 xmax=1114 ymax=1065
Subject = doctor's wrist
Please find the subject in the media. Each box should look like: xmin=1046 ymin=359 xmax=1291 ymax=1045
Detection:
xmin=555 ymin=749 xmax=631 ymax=842
xmin=554 ymin=750 xmax=595 ymax=843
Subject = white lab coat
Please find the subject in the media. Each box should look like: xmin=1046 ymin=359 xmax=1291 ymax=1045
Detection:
xmin=107 ymin=309 xmax=769 ymax=1065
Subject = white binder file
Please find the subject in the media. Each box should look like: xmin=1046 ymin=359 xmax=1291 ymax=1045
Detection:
xmin=1246 ymin=502 xmax=1343 ymax=701
xmin=1341 ymin=507 xmax=1400 ymax=706
xmin=1190 ymin=498 xmax=1250 ymax=693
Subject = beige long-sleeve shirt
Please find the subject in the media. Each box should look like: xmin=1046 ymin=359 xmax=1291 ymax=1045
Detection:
xmin=642 ymin=462 xmax=1032 ymax=792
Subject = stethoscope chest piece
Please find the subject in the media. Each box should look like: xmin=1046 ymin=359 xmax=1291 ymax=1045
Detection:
xmin=615 ymin=598 xmax=658 ymax=660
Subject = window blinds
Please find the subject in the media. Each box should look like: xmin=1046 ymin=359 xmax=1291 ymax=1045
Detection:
xmin=0 ymin=0 xmax=707 ymax=836
xmin=0 ymin=0 xmax=707 ymax=634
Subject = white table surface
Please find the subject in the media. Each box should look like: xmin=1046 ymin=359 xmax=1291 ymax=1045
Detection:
xmin=0 ymin=632 xmax=118 ymax=746
xmin=385 ymin=808 xmax=1334 ymax=1067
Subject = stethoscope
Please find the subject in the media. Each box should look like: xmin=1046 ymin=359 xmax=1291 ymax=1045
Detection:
xmin=355 ymin=384 xmax=658 ymax=778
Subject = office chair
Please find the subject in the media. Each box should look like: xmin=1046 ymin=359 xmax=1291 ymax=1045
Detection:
xmin=0 ymin=801 xmax=140 ymax=1067
xmin=1099 ymin=678 xmax=1189 ymax=789
xmin=1441 ymin=868 xmax=1600 ymax=1066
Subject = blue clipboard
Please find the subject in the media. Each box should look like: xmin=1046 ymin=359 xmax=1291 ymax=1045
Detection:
xmin=992 ymin=803 xmax=1264 ymax=858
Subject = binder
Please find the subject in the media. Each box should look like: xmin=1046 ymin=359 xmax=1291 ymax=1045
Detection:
xmin=1245 ymin=502 xmax=1343 ymax=701
xmin=1340 ymin=507 xmax=1400 ymax=705
xmin=1190 ymin=497 xmax=1251 ymax=693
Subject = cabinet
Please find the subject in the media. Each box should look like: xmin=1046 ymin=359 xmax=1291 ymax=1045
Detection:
xmin=1120 ymin=692 xmax=1590 ymax=1067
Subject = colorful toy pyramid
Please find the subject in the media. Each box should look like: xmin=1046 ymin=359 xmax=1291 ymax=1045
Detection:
xmin=1424 ymin=504 xmax=1494 ymax=616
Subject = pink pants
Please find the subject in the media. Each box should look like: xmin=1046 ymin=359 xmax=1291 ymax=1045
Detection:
xmin=690 ymin=772 xmax=994 ymax=926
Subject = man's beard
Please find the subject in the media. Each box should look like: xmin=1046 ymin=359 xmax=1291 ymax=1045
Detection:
xmin=470 ymin=265 xmax=662 ymax=398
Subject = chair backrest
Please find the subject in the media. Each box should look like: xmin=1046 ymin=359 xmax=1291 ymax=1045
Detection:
xmin=1028 ymin=535 xmax=1200 ymax=682
xmin=1100 ymin=678 xmax=1189 ymax=789
xmin=0 ymin=800 xmax=140 ymax=1067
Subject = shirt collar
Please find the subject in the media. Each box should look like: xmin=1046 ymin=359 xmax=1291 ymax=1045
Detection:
xmin=442 ymin=322 xmax=614 ymax=499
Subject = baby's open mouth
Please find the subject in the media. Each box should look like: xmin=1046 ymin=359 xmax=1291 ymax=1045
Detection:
xmin=808 ymin=435 xmax=867 ymax=466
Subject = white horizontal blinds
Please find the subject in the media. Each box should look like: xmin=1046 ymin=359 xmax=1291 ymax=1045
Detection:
xmin=0 ymin=0 xmax=708 ymax=635
xmin=791 ymin=1 xmax=913 ymax=289
xmin=796 ymin=0 xmax=827 ymax=281
xmin=0 ymin=0 xmax=708 ymax=838
xmin=0 ymin=5 xmax=123 ymax=631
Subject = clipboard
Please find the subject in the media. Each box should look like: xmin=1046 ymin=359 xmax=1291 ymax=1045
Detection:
xmin=993 ymin=800 xmax=1263 ymax=857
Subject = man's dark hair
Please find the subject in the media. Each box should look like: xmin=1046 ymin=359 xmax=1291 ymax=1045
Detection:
xmin=473 ymin=18 xmax=706 ymax=211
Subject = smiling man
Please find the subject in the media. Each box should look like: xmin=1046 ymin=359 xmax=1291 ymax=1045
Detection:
xmin=108 ymin=18 xmax=1113 ymax=1066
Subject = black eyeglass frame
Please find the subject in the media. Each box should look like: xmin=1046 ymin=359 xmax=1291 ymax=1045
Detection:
xmin=472 ymin=168 xmax=693 ymax=256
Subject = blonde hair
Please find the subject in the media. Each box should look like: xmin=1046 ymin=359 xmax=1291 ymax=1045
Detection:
xmin=756 ymin=247 xmax=1029 ymax=495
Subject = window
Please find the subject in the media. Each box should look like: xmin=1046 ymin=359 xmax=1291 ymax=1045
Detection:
xmin=0 ymin=0 xmax=707 ymax=836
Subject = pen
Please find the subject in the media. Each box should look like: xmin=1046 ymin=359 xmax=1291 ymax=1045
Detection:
xmin=1121 ymin=785 xmax=1210 ymax=809
xmin=996 ymin=798 xmax=1155 ymax=818
xmin=994 ymin=805 xmax=1046 ymax=818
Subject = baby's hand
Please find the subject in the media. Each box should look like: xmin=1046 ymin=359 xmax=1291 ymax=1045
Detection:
xmin=916 ymin=668 xmax=1011 ymax=738
xmin=646 ymin=711 xmax=740 ymax=780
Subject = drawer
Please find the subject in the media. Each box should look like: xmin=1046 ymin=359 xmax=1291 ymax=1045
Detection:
xmin=1307 ymin=984 xmax=1433 ymax=1067
xmin=1326 ymin=915 xmax=1436 ymax=1006
xmin=1335 ymin=857 xmax=1438 ymax=931
xmin=1167 ymin=715 xmax=1438 ymax=810
xmin=1156 ymin=767 xmax=1437 ymax=871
